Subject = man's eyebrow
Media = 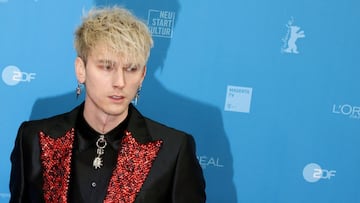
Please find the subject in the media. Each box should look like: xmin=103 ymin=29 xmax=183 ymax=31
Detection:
xmin=96 ymin=59 xmax=117 ymax=65
xmin=123 ymin=63 xmax=139 ymax=68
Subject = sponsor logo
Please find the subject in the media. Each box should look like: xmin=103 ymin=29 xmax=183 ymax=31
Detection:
xmin=281 ymin=17 xmax=305 ymax=54
xmin=303 ymin=163 xmax=336 ymax=183
xmin=332 ymin=104 xmax=360 ymax=119
xmin=2 ymin=65 xmax=36 ymax=86
xmin=224 ymin=85 xmax=252 ymax=113
xmin=148 ymin=10 xmax=175 ymax=38
xmin=197 ymin=155 xmax=224 ymax=169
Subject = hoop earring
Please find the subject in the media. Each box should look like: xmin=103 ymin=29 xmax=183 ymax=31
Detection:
xmin=132 ymin=86 xmax=142 ymax=105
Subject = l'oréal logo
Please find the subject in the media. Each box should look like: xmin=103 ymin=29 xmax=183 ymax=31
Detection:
xmin=332 ymin=104 xmax=360 ymax=119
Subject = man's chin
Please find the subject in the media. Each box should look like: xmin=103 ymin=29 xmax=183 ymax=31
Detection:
xmin=104 ymin=105 xmax=129 ymax=117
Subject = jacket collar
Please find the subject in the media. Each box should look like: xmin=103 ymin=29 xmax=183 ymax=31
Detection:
xmin=127 ymin=104 xmax=154 ymax=144
xmin=44 ymin=103 xmax=154 ymax=144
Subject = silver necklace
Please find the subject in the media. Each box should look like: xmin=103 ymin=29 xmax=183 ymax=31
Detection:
xmin=93 ymin=135 xmax=107 ymax=169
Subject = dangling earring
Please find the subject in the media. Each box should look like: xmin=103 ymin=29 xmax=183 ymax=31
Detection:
xmin=132 ymin=85 xmax=142 ymax=105
xmin=76 ymin=83 xmax=83 ymax=99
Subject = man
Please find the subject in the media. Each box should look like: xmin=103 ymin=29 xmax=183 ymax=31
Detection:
xmin=10 ymin=6 xmax=205 ymax=203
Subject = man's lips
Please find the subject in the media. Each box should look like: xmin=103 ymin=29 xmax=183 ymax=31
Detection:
xmin=109 ymin=95 xmax=125 ymax=100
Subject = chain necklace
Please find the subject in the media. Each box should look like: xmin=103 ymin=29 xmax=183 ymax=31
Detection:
xmin=93 ymin=135 xmax=107 ymax=169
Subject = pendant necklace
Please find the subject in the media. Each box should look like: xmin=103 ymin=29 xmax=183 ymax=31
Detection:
xmin=93 ymin=134 xmax=107 ymax=169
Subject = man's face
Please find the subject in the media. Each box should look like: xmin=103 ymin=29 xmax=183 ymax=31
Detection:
xmin=76 ymin=44 xmax=146 ymax=118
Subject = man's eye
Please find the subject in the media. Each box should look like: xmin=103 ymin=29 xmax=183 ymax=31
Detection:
xmin=100 ymin=65 xmax=114 ymax=71
xmin=125 ymin=65 xmax=139 ymax=72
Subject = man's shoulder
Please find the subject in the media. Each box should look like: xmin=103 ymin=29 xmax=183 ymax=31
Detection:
xmin=26 ymin=108 xmax=75 ymax=126
xmin=19 ymin=105 xmax=80 ymax=137
xmin=143 ymin=117 xmax=192 ymax=141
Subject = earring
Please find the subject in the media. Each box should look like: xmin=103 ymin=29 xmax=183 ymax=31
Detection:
xmin=76 ymin=83 xmax=83 ymax=99
xmin=132 ymin=86 xmax=142 ymax=105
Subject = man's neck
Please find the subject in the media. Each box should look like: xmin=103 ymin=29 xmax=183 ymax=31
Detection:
xmin=83 ymin=105 xmax=128 ymax=134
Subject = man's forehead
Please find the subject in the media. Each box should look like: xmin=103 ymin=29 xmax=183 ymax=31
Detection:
xmin=89 ymin=47 xmax=140 ymax=65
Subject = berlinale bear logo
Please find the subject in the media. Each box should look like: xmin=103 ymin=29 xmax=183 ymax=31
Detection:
xmin=281 ymin=17 xmax=305 ymax=54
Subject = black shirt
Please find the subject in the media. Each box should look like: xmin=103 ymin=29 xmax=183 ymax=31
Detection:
xmin=69 ymin=109 xmax=130 ymax=203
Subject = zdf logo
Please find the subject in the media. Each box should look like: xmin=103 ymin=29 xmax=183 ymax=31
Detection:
xmin=2 ymin=65 xmax=36 ymax=86
xmin=303 ymin=163 xmax=336 ymax=183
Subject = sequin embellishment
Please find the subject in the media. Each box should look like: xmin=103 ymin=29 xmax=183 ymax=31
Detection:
xmin=39 ymin=129 xmax=74 ymax=203
xmin=104 ymin=131 xmax=163 ymax=203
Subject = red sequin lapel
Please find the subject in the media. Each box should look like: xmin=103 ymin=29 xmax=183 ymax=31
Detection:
xmin=104 ymin=131 xmax=163 ymax=203
xmin=39 ymin=129 xmax=74 ymax=203
xmin=39 ymin=129 xmax=161 ymax=203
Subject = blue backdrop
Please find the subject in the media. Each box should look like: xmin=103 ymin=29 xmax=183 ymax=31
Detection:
xmin=1 ymin=0 xmax=360 ymax=202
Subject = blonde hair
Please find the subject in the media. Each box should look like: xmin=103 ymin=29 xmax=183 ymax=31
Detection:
xmin=74 ymin=6 xmax=153 ymax=66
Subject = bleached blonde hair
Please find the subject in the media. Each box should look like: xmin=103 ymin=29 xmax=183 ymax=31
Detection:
xmin=74 ymin=6 xmax=153 ymax=66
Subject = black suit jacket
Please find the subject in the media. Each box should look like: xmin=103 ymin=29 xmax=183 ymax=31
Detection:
xmin=9 ymin=104 xmax=206 ymax=203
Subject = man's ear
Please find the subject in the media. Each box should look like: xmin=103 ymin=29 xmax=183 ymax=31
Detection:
xmin=75 ymin=57 xmax=86 ymax=83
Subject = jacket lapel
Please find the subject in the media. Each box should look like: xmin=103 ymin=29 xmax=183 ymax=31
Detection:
xmin=104 ymin=130 xmax=163 ymax=203
xmin=39 ymin=128 xmax=75 ymax=203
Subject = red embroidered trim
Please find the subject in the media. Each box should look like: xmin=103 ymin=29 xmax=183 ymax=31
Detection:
xmin=104 ymin=131 xmax=163 ymax=203
xmin=39 ymin=129 xmax=74 ymax=203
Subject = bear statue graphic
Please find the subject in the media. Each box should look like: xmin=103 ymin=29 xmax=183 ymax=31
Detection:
xmin=282 ymin=17 xmax=305 ymax=54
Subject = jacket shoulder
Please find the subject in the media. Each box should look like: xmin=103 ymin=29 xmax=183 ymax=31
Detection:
xmin=19 ymin=105 xmax=81 ymax=138
xmin=143 ymin=117 xmax=193 ymax=142
xmin=145 ymin=117 xmax=186 ymax=133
